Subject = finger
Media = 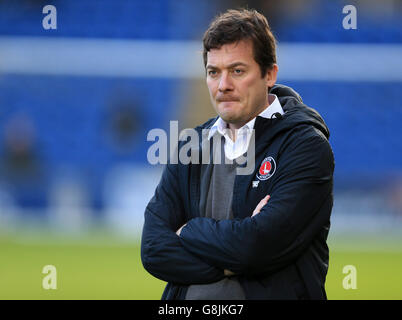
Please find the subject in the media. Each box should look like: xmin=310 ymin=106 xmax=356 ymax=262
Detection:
xmin=253 ymin=199 xmax=265 ymax=214
xmin=224 ymin=269 xmax=236 ymax=277
xmin=252 ymin=195 xmax=271 ymax=217
xmin=252 ymin=200 xmax=265 ymax=216
xmin=257 ymin=195 xmax=270 ymax=209
xmin=261 ymin=195 xmax=270 ymax=206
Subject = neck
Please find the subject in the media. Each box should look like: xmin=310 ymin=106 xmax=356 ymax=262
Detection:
xmin=228 ymin=99 xmax=270 ymax=141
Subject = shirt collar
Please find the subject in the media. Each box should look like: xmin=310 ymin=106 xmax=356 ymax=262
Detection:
xmin=208 ymin=94 xmax=284 ymax=140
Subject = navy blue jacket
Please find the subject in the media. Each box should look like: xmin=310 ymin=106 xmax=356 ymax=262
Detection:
xmin=141 ymin=84 xmax=335 ymax=300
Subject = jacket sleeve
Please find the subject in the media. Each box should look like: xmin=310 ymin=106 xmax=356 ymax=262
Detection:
xmin=141 ymin=162 xmax=224 ymax=285
xmin=178 ymin=133 xmax=334 ymax=276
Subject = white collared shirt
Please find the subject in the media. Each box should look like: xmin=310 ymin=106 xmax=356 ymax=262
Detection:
xmin=207 ymin=94 xmax=284 ymax=160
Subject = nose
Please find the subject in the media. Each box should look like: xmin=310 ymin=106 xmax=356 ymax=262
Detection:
xmin=218 ymin=71 xmax=234 ymax=92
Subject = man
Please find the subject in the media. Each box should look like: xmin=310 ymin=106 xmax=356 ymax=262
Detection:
xmin=141 ymin=8 xmax=334 ymax=300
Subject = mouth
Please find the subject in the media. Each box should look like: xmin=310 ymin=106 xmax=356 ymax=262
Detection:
xmin=216 ymin=97 xmax=239 ymax=103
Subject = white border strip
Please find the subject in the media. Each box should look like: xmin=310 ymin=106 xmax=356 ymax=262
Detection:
xmin=277 ymin=43 xmax=402 ymax=82
xmin=1 ymin=36 xmax=402 ymax=81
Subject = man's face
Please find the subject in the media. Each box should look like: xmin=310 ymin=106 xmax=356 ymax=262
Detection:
xmin=206 ymin=39 xmax=277 ymax=129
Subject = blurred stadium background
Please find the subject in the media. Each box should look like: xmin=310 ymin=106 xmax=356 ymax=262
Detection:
xmin=0 ymin=0 xmax=401 ymax=300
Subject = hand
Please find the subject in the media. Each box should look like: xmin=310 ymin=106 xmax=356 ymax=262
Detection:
xmin=252 ymin=195 xmax=270 ymax=217
xmin=176 ymin=223 xmax=187 ymax=236
xmin=224 ymin=269 xmax=236 ymax=277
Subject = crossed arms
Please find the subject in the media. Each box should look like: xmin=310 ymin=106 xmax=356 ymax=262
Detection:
xmin=141 ymin=135 xmax=334 ymax=285
xmin=176 ymin=195 xmax=270 ymax=277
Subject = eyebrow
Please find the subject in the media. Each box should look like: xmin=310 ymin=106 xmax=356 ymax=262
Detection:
xmin=206 ymin=62 xmax=248 ymax=70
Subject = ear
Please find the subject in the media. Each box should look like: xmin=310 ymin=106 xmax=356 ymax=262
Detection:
xmin=265 ymin=64 xmax=278 ymax=88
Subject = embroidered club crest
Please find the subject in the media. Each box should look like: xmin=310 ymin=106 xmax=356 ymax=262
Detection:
xmin=256 ymin=156 xmax=276 ymax=181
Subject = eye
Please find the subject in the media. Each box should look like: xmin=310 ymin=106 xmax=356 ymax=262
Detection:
xmin=233 ymin=69 xmax=244 ymax=75
xmin=208 ymin=70 xmax=218 ymax=77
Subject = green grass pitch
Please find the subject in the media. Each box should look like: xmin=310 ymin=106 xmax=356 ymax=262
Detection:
xmin=1 ymin=232 xmax=401 ymax=300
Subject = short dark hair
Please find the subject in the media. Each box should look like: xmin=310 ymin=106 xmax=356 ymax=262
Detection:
xmin=203 ymin=8 xmax=277 ymax=77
